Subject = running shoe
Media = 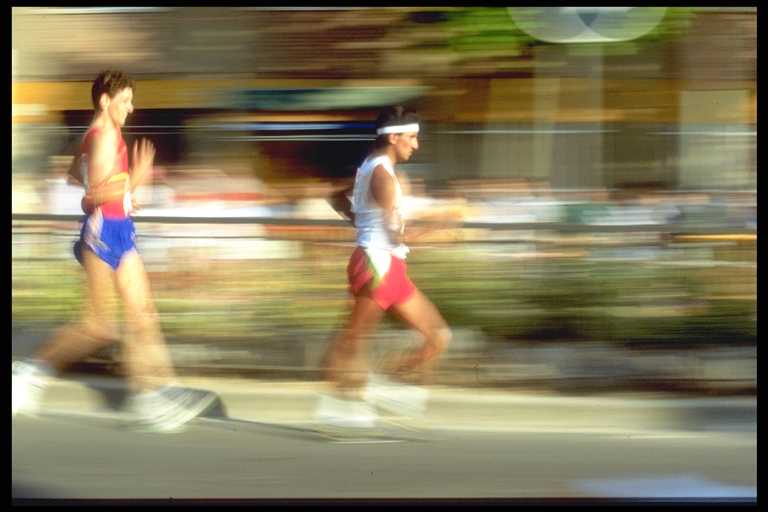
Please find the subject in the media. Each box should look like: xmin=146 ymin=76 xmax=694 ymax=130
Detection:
xmin=12 ymin=360 xmax=48 ymax=417
xmin=363 ymin=373 xmax=430 ymax=417
xmin=130 ymin=386 xmax=217 ymax=433
xmin=314 ymin=393 xmax=378 ymax=428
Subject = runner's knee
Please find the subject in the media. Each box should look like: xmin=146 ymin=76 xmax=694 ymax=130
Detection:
xmin=424 ymin=327 xmax=451 ymax=359
xmin=124 ymin=298 xmax=159 ymax=332
xmin=80 ymin=320 xmax=119 ymax=344
xmin=435 ymin=326 xmax=452 ymax=350
xmin=334 ymin=333 xmax=365 ymax=356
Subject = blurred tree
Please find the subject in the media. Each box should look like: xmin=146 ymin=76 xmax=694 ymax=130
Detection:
xmin=446 ymin=8 xmax=537 ymax=59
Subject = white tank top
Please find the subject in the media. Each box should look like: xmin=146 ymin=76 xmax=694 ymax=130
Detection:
xmin=351 ymin=154 xmax=409 ymax=260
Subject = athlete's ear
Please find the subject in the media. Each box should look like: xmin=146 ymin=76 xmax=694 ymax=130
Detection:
xmin=99 ymin=93 xmax=110 ymax=111
xmin=387 ymin=133 xmax=398 ymax=145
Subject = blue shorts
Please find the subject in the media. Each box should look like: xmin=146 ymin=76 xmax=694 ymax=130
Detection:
xmin=74 ymin=212 xmax=137 ymax=270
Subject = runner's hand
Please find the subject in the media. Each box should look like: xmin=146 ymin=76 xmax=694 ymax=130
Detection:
xmin=132 ymin=138 xmax=156 ymax=177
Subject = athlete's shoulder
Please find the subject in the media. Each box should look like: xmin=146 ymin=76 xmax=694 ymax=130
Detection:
xmin=88 ymin=125 xmax=119 ymax=150
xmin=370 ymin=164 xmax=397 ymax=200
xmin=372 ymin=163 xmax=392 ymax=177
xmin=87 ymin=122 xmax=119 ymax=140
xmin=370 ymin=154 xmax=394 ymax=171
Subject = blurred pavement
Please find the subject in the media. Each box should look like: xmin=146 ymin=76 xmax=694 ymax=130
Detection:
xmin=30 ymin=374 xmax=756 ymax=435
xmin=13 ymin=324 xmax=756 ymax=435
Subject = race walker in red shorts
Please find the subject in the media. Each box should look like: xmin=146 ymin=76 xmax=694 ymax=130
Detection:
xmin=316 ymin=106 xmax=452 ymax=428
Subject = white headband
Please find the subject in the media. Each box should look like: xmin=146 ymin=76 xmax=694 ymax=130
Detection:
xmin=376 ymin=123 xmax=420 ymax=135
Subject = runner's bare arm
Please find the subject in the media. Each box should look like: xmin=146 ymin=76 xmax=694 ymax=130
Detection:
xmin=404 ymin=206 xmax=465 ymax=242
xmin=66 ymin=154 xmax=84 ymax=186
xmin=83 ymin=137 xmax=155 ymax=212
xmin=83 ymin=129 xmax=125 ymax=207
xmin=370 ymin=165 xmax=404 ymax=245
xmin=328 ymin=180 xmax=355 ymax=225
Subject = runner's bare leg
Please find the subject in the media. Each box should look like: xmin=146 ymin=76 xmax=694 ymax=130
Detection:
xmin=36 ymin=248 xmax=120 ymax=371
xmin=386 ymin=288 xmax=451 ymax=384
xmin=116 ymin=250 xmax=175 ymax=393
xmin=324 ymin=287 xmax=385 ymax=398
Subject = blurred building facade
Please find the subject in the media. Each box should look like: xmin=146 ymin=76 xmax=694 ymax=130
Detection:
xmin=11 ymin=8 xmax=756 ymax=373
xmin=12 ymin=7 xmax=756 ymax=193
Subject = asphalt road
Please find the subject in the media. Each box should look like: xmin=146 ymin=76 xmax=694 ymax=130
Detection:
xmin=12 ymin=410 xmax=756 ymax=501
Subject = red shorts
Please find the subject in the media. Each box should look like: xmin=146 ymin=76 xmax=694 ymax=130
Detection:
xmin=347 ymin=246 xmax=416 ymax=310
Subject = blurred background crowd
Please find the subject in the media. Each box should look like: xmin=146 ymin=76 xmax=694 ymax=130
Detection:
xmin=11 ymin=7 xmax=755 ymax=391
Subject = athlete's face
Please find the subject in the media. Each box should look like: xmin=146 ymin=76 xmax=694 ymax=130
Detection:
xmin=392 ymin=131 xmax=419 ymax=162
xmin=104 ymin=87 xmax=134 ymax=127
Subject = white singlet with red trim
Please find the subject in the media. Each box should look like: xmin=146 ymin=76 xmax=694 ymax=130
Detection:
xmin=350 ymin=154 xmax=409 ymax=262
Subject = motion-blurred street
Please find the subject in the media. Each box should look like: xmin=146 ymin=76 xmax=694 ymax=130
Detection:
xmin=12 ymin=374 xmax=757 ymax=500
xmin=12 ymin=6 xmax=755 ymax=503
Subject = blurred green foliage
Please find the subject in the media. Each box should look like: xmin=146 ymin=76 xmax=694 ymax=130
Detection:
xmin=12 ymin=237 xmax=755 ymax=349
xmin=445 ymin=8 xmax=537 ymax=57
xmin=442 ymin=7 xmax=696 ymax=57
xmin=411 ymin=246 xmax=754 ymax=347
xmin=564 ymin=7 xmax=696 ymax=58
xmin=639 ymin=7 xmax=696 ymax=43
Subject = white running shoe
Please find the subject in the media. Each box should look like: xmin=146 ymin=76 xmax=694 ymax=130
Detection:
xmin=130 ymin=386 xmax=217 ymax=433
xmin=12 ymin=360 xmax=49 ymax=417
xmin=364 ymin=373 xmax=430 ymax=418
xmin=314 ymin=393 xmax=378 ymax=429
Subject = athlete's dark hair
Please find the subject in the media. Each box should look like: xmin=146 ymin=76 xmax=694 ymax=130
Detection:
xmin=91 ymin=70 xmax=135 ymax=110
xmin=373 ymin=105 xmax=420 ymax=149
